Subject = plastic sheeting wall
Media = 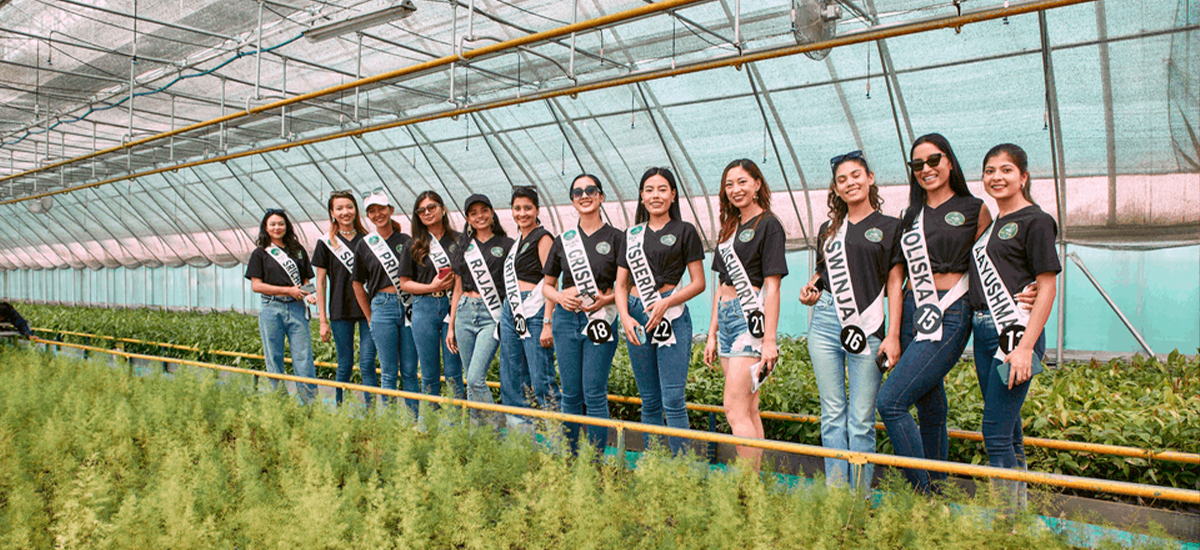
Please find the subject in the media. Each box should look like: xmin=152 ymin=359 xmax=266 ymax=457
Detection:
xmin=4 ymin=244 xmax=1197 ymax=355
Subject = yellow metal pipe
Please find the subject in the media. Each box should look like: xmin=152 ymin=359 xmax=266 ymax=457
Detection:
xmin=29 ymin=336 xmax=1200 ymax=505
xmin=0 ymin=0 xmax=1097 ymax=207
xmin=29 ymin=326 xmax=1200 ymax=466
xmin=0 ymin=0 xmax=710 ymax=187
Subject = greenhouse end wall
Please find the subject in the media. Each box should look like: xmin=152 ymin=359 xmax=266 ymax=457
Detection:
xmin=3 ymin=244 xmax=1196 ymax=356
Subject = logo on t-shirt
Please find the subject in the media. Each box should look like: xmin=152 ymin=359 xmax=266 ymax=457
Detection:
xmin=595 ymin=241 xmax=612 ymax=255
xmin=999 ymin=222 xmax=1019 ymax=240
xmin=368 ymin=235 xmax=380 ymax=245
xmin=864 ymin=228 xmax=883 ymax=243
xmin=449 ymin=244 xmax=458 ymax=253
xmin=660 ymin=234 xmax=677 ymax=246
xmin=944 ymin=212 xmax=965 ymax=227
xmin=520 ymin=242 xmax=531 ymax=254
xmin=738 ymin=229 xmax=755 ymax=243
xmin=491 ymin=246 xmax=504 ymax=258
xmin=396 ymin=244 xmax=404 ymax=253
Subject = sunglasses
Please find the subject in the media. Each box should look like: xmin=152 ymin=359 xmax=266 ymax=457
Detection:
xmin=265 ymin=208 xmax=286 ymax=216
xmin=830 ymin=150 xmax=865 ymax=174
xmin=330 ymin=189 xmax=356 ymax=199
xmin=908 ymin=153 xmax=944 ymax=172
xmin=415 ymin=203 xmax=441 ymax=215
xmin=359 ymin=187 xmax=384 ymax=198
xmin=570 ymin=185 xmax=600 ymax=201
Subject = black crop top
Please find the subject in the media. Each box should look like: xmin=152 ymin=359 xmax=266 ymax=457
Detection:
xmin=968 ymin=205 xmax=1061 ymax=311
xmin=543 ymin=224 xmax=625 ymax=291
xmin=711 ymin=213 xmax=789 ymax=287
xmin=352 ymin=231 xmax=411 ymax=296
xmin=453 ymin=233 xmax=515 ymax=298
xmin=245 ymin=246 xmax=314 ymax=288
xmin=904 ymin=195 xmax=984 ymax=274
xmin=313 ymin=233 xmax=367 ymax=320
xmin=398 ymin=232 xmax=458 ymax=285
xmin=513 ymin=226 xmax=553 ymax=284
xmin=617 ymin=219 xmax=705 ymax=288
xmin=815 ymin=212 xmax=903 ymax=338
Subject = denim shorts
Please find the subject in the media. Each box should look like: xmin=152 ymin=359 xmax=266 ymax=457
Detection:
xmin=717 ymin=299 xmax=760 ymax=359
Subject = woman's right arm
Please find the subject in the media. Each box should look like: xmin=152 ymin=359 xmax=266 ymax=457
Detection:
xmin=353 ymin=281 xmax=372 ymax=324
xmin=614 ymin=266 xmax=640 ymax=345
xmin=703 ymin=273 xmax=720 ymax=366
xmin=250 ymin=278 xmax=304 ymax=299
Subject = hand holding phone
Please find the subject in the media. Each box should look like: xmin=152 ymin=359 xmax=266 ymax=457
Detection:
xmin=875 ymin=353 xmax=889 ymax=373
xmin=437 ymin=266 xmax=452 ymax=280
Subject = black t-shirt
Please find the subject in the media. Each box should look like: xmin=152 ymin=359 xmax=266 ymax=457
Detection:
xmin=352 ymin=231 xmax=411 ymax=297
xmin=711 ymin=213 xmax=789 ymax=287
xmin=905 ymin=194 xmax=984 ymax=274
xmin=245 ymin=246 xmax=314 ymax=288
xmin=398 ymin=232 xmax=458 ymax=286
xmin=815 ymin=212 xmax=903 ymax=338
xmin=313 ymin=233 xmax=367 ymax=320
xmin=453 ymin=233 xmax=515 ymax=298
xmin=968 ymin=205 xmax=1062 ymax=310
xmin=543 ymin=224 xmax=625 ymax=291
xmin=617 ymin=219 xmax=706 ymax=288
xmin=513 ymin=226 xmax=554 ymax=284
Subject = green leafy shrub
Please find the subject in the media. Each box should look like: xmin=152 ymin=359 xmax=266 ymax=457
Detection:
xmin=14 ymin=303 xmax=1200 ymax=492
xmin=0 ymin=347 xmax=1175 ymax=549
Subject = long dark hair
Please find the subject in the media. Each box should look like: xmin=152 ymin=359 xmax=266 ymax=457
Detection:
xmin=823 ymin=155 xmax=883 ymax=242
xmin=983 ymin=143 xmax=1036 ymax=204
xmin=256 ymin=209 xmax=304 ymax=258
xmin=718 ymin=159 xmax=773 ymax=243
xmin=326 ymin=191 xmax=370 ymax=243
xmin=454 ymin=198 xmax=507 ymax=272
xmin=634 ymin=167 xmax=683 ymax=224
xmin=409 ymin=191 xmax=457 ymax=264
xmin=902 ymin=133 xmax=972 ymax=230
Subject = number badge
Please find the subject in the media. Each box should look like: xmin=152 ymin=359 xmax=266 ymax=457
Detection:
xmin=747 ymin=310 xmax=766 ymax=339
xmin=514 ymin=313 xmax=528 ymax=336
xmin=914 ymin=304 xmax=943 ymax=335
xmin=586 ymin=319 xmax=613 ymax=343
xmin=651 ymin=319 xmax=673 ymax=343
xmin=999 ymin=324 xmax=1026 ymax=355
xmin=840 ymin=325 xmax=867 ymax=354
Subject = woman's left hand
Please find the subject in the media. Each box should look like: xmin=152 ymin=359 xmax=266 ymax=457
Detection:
xmin=644 ymin=300 xmax=672 ymax=335
xmin=760 ymin=340 xmax=779 ymax=377
xmin=304 ymin=293 xmax=318 ymax=305
xmin=1004 ymin=347 xmax=1034 ymax=389
xmin=581 ymin=291 xmax=611 ymax=313
xmin=539 ymin=324 xmax=554 ymax=349
xmin=446 ymin=326 xmax=459 ymax=355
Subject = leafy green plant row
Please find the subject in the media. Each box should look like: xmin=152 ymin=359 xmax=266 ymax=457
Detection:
xmin=15 ymin=303 xmax=1200 ymax=492
xmin=0 ymin=348 xmax=1177 ymax=549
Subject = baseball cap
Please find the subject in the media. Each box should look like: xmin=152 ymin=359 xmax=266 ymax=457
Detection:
xmin=363 ymin=193 xmax=391 ymax=210
xmin=463 ymin=193 xmax=492 ymax=212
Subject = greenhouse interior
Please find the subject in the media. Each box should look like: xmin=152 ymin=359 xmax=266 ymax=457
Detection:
xmin=0 ymin=0 xmax=1197 ymax=546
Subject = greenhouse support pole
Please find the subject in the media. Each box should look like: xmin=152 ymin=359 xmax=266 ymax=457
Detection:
xmin=1066 ymin=253 xmax=1155 ymax=357
xmin=1038 ymin=10 xmax=1068 ymax=365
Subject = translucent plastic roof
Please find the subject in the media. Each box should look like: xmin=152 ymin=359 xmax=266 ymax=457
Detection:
xmin=0 ymin=0 xmax=1196 ymax=269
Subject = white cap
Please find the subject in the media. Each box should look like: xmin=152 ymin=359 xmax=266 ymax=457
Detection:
xmin=363 ymin=192 xmax=391 ymax=210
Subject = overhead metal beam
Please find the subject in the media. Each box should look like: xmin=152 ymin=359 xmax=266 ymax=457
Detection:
xmin=746 ymin=64 xmax=812 ymax=246
xmin=545 ymin=98 xmax=632 ymax=228
xmin=470 ymin=110 xmax=566 ymax=234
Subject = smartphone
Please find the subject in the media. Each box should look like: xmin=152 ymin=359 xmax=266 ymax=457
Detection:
xmin=437 ymin=266 xmax=452 ymax=279
xmin=633 ymin=324 xmax=646 ymax=346
xmin=299 ymin=283 xmax=316 ymax=295
xmin=996 ymin=354 xmax=1043 ymax=382
xmin=875 ymin=353 xmax=889 ymax=373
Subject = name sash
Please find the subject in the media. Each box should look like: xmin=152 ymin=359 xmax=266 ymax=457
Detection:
xmin=429 ymin=236 xmax=453 ymax=324
xmin=463 ymin=239 xmax=504 ymax=339
xmin=625 ymin=223 xmax=684 ymax=346
xmin=823 ymin=222 xmax=884 ymax=356
xmin=320 ymin=235 xmax=356 ymax=275
xmin=363 ymin=233 xmax=414 ymax=326
xmin=900 ymin=209 xmax=968 ymax=341
xmin=503 ymin=237 xmax=545 ymax=339
xmin=265 ymin=245 xmax=303 ymax=287
xmin=717 ymin=234 xmax=764 ymax=352
xmin=562 ymin=227 xmax=616 ymax=344
xmin=972 ymin=222 xmax=1031 ymax=360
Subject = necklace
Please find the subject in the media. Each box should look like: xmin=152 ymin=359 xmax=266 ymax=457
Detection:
xmin=338 ymin=229 xmax=356 ymax=237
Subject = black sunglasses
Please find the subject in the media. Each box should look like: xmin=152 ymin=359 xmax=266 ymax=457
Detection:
xmin=415 ymin=203 xmax=441 ymax=215
xmin=570 ymin=185 xmax=600 ymax=200
xmin=830 ymin=150 xmax=865 ymax=173
xmin=330 ymin=189 xmax=355 ymax=199
xmin=265 ymin=208 xmax=286 ymax=216
xmin=908 ymin=153 xmax=944 ymax=172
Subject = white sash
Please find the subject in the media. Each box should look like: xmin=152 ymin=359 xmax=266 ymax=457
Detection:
xmin=900 ymin=210 xmax=968 ymax=341
xmin=364 ymin=233 xmax=403 ymax=292
xmin=265 ymin=245 xmax=303 ymax=287
xmin=972 ymin=222 xmax=1031 ymax=360
xmin=320 ymin=235 xmax=356 ymax=275
xmin=562 ymin=227 xmax=617 ymax=344
xmin=463 ymin=239 xmax=504 ymax=339
xmin=823 ymin=222 xmax=884 ymax=356
xmin=429 ymin=236 xmax=453 ymax=324
xmin=717 ymin=235 xmax=764 ymax=353
xmin=625 ymin=223 xmax=685 ymax=346
xmin=503 ymin=237 xmax=546 ymax=339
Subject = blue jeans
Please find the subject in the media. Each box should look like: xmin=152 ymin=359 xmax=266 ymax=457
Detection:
xmin=455 ymin=296 xmax=499 ymax=404
xmin=411 ymin=294 xmax=464 ymax=401
xmin=626 ymin=292 xmax=692 ymax=455
xmin=808 ymin=292 xmax=882 ymax=490
xmin=499 ymin=291 xmax=559 ymax=427
xmin=258 ymin=296 xmax=317 ymax=404
xmin=553 ymin=305 xmax=618 ymax=453
xmin=876 ymin=289 xmax=972 ymax=492
xmin=369 ymin=293 xmax=419 ymax=414
xmin=330 ymin=317 xmax=378 ymax=405
xmin=972 ymin=311 xmax=1042 ymax=470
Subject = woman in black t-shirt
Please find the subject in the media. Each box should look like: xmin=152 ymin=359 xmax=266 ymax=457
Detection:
xmin=245 ymin=209 xmax=319 ymax=404
xmin=446 ymin=193 xmax=514 ymax=406
xmin=313 ymin=190 xmax=375 ymax=406
xmin=398 ymin=191 xmax=463 ymax=406
xmin=703 ymin=159 xmax=789 ymax=468
xmin=969 ymin=144 xmax=1061 ymax=511
xmin=543 ymin=174 xmax=625 ymax=453
xmin=615 ymin=167 xmax=706 ymax=455
xmin=877 ymin=133 xmax=991 ymax=492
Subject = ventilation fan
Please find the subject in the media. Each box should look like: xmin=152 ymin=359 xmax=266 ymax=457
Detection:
xmin=792 ymin=0 xmax=841 ymax=61
xmin=27 ymin=196 xmax=53 ymax=214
